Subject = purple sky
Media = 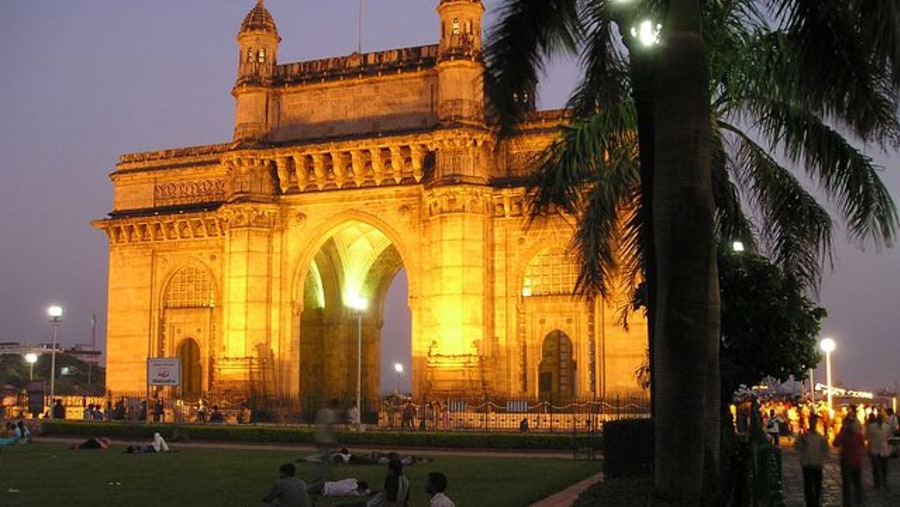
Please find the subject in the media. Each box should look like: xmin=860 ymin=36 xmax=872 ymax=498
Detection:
xmin=1 ymin=1 xmax=898 ymax=393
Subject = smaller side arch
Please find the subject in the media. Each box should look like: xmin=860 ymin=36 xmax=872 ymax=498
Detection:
xmin=177 ymin=338 xmax=202 ymax=401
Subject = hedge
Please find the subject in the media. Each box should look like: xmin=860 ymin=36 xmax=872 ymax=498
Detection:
xmin=39 ymin=421 xmax=603 ymax=451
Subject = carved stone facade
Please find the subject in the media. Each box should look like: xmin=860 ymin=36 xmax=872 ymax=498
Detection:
xmin=94 ymin=0 xmax=646 ymax=403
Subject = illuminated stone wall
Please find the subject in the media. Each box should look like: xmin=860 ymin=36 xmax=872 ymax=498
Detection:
xmin=95 ymin=1 xmax=647 ymax=402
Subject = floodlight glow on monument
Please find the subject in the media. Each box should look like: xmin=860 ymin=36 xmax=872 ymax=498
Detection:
xmin=347 ymin=294 xmax=368 ymax=311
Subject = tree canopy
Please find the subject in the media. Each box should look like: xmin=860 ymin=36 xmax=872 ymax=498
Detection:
xmin=718 ymin=250 xmax=826 ymax=401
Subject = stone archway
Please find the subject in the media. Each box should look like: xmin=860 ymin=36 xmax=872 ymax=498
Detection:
xmin=178 ymin=338 xmax=202 ymax=401
xmin=538 ymin=330 xmax=576 ymax=401
xmin=298 ymin=220 xmax=406 ymax=411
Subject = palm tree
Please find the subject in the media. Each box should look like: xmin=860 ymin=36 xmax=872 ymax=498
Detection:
xmin=484 ymin=0 xmax=899 ymax=503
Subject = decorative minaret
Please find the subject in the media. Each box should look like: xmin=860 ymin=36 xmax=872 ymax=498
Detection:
xmin=233 ymin=0 xmax=280 ymax=144
xmin=436 ymin=0 xmax=485 ymax=125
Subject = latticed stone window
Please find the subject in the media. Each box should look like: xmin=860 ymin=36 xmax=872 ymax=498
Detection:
xmin=522 ymin=248 xmax=577 ymax=296
xmin=164 ymin=265 xmax=215 ymax=308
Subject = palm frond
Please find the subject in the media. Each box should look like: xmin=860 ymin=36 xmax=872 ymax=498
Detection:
xmin=775 ymin=0 xmax=900 ymax=88
xmin=726 ymin=125 xmax=833 ymax=289
xmin=754 ymin=101 xmax=898 ymax=247
xmin=769 ymin=1 xmax=900 ymax=136
xmin=566 ymin=2 xmax=631 ymax=117
xmin=712 ymin=120 xmax=756 ymax=248
xmin=528 ymin=102 xmax=638 ymax=216
xmin=849 ymin=0 xmax=900 ymax=85
xmin=739 ymin=29 xmax=900 ymax=149
xmin=483 ymin=0 xmax=581 ymax=130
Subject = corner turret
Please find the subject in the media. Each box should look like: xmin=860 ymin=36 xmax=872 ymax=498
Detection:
xmin=436 ymin=0 xmax=485 ymax=125
xmin=233 ymin=0 xmax=281 ymax=144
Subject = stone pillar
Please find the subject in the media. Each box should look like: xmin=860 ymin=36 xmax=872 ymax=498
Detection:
xmin=219 ymin=156 xmax=281 ymax=394
xmin=421 ymin=184 xmax=492 ymax=395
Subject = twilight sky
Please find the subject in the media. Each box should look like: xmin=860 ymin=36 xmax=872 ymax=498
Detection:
xmin=1 ymin=1 xmax=898 ymax=393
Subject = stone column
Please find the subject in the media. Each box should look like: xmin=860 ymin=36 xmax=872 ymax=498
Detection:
xmin=421 ymin=184 xmax=492 ymax=395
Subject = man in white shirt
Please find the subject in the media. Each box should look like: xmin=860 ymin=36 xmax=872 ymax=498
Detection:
xmin=426 ymin=472 xmax=455 ymax=507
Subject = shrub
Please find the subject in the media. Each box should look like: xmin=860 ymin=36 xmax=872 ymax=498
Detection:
xmin=602 ymin=418 xmax=653 ymax=478
xmin=40 ymin=421 xmax=602 ymax=450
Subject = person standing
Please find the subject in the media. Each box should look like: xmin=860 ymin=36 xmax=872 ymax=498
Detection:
xmin=794 ymin=414 xmax=829 ymax=507
xmin=262 ymin=463 xmax=309 ymax=507
xmin=766 ymin=409 xmax=783 ymax=446
xmin=864 ymin=412 xmax=890 ymax=490
xmin=886 ymin=407 xmax=899 ymax=457
xmin=52 ymin=399 xmax=65 ymax=419
xmin=347 ymin=405 xmax=360 ymax=431
xmin=425 ymin=472 xmax=455 ymax=507
xmin=314 ymin=399 xmax=339 ymax=480
xmin=833 ymin=415 xmax=867 ymax=506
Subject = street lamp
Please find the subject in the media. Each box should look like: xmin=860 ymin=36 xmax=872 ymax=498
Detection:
xmin=820 ymin=337 xmax=836 ymax=414
xmin=25 ymin=353 xmax=38 ymax=381
xmin=732 ymin=241 xmax=745 ymax=252
xmin=47 ymin=305 xmax=63 ymax=406
xmin=347 ymin=295 xmax=367 ymax=429
xmin=394 ymin=362 xmax=404 ymax=394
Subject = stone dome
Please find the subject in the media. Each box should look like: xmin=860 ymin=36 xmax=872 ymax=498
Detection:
xmin=240 ymin=0 xmax=278 ymax=36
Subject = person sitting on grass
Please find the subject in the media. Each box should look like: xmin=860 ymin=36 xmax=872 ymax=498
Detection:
xmin=262 ymin=463 xmax=309 ymax=507
xmin=0 ymin=422 xmax=18 ymax=446
xmin=209 ymin=405 xmax=225 ymax=423
xmin=125 ymin=432 xmax=170 ymax=454
xmin=14 ymin=420 xmax=32 ymax=444
xmin=335 ymin=458 xmax=409 ymax=507
xmin=425 ymin=472 xmax=455 ymax=507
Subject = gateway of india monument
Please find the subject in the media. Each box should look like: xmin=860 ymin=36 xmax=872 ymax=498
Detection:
xmin=94 ymin=0 xmax=646 ymax=409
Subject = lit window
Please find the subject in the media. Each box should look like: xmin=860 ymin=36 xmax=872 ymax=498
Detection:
xmin=452 ymin=18 xmax=460 ymax=35
xmin=164 ymin=265 xmax=215 ymax=309
xmin=258 ymin=48 xmax=266 ymax=63
xmin=523 ymin=248 xmax=578 ymax=296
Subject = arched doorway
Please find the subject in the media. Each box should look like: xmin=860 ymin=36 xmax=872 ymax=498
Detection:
xmin=538 ymin=330 xmax=576 ymax=401
xmin=178 ymin=338 xmax=202 ymax=401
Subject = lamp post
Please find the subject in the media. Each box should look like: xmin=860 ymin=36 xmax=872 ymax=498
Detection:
xmin=347 ymin=296 xmax=367 ymax=429
xmin=48 ymin=305 xmax=63 ymax=406
xmin=820 ymin=337 xmax=836 ymax=414
xmin=611 ymin=0 xmax=661 ymax=419
xmin=394 ymin=362 xmax=404 ymax=394
xmin=25 ymin=353 xmax=38 ymax=381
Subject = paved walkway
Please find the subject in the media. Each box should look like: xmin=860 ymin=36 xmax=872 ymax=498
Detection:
xmin=781 ymin=446 xmax=900 ymax=507
xmin=527 ymin=472 xmax=603 ymax=507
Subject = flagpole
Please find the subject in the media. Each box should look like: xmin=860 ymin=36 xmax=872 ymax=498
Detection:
xmin=358 ymin=0 xmax=364 ymax=53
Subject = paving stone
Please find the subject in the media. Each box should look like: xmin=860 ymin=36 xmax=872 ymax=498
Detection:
xmin=781 ymin=445 xmax=900 ymax=507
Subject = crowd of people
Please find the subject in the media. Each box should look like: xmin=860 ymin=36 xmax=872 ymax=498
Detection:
xmin=742 ymin=396 xmax=899 ymax=507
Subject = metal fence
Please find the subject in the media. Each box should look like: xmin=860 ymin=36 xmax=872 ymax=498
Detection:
xmin=14 ymin=390 xmax=649 ymax=433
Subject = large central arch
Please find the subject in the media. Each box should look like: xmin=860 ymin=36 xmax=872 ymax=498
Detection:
xmin=294 ymin=215 xmax=413 ymax=412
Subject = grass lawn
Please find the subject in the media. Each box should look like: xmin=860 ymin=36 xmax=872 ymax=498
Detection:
xmin=1 ymin=442 xmax=599 ymax=507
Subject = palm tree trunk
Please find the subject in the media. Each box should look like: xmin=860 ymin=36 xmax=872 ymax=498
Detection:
xmin=653 ymin=0 xmax=719 ymax=504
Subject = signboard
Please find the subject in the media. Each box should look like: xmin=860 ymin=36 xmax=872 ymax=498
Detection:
xmin=147 ymin=358 xmax=181 ymax=386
